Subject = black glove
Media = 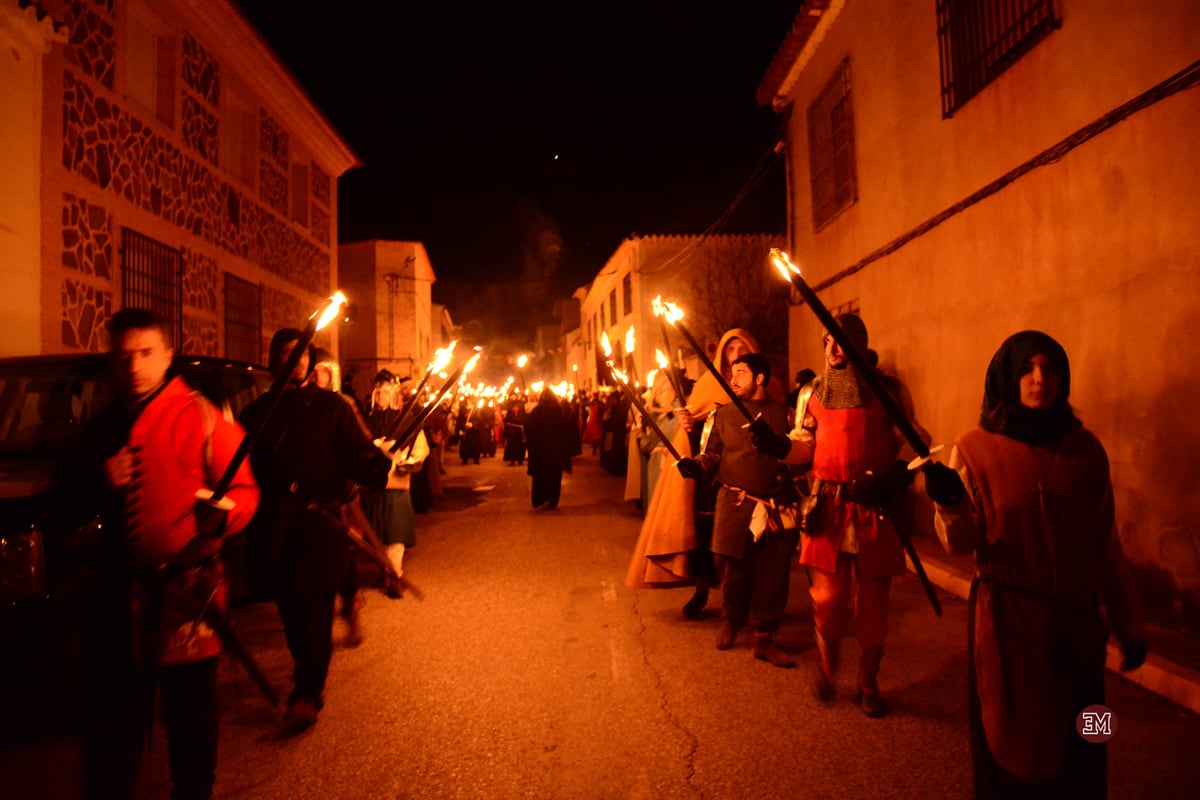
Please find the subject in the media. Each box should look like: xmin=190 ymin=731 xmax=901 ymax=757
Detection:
xmin=676 ymin=457 xmax=705 ymax=480
xmin=923 ymin=462 xmax=966 ymax=506
xmin=1120 ymin=638 xmax=1149 ymax=672
xmin=748 ymin=417 xmax=792 ymax=460
xmin=192 ymin=495 xmax=230 ymax=540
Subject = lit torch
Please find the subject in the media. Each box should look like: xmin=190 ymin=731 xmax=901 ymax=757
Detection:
xmin=652 ymin=295 xmax=689 ymax=405
xmin=210 ymin=291 xmax=348 ymax=502
xmin=657 ymin=297 xmax=755 ymax=423
xmin=611 ymin=364 xmax=681 ymax=462
xmin=516 ymin=354 xmax=529 ymax=393
xmin=770 ymin=247 xmax=944 ymax=616
xmin=624 ymin=326 xmax=638 ymax=383
xmin=391 ymin=349 xmax=482 ymax=455
xmin=602 ymin=331 xmax=681 ymax=460
xmin=655 ymin=348 xmax=685 ymax=410
xmin=387 ymin=341 xmax=457 ymax=444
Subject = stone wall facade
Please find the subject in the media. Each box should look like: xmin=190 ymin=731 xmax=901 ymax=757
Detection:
xmin=39 ymin=0 xmax=339 ymax=359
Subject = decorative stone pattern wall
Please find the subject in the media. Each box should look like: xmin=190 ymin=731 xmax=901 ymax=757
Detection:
xmin=261 ymin=283 xmax=307 ymax=358
xmin=310 ymin=163 xmax=331 ymax=246
xmin=181 ymin=33 xmax=219 ymax=107
xmin=62 ymin=278 xmax=111 ymax=352
xmin=311 ymin=205 xmax=331 ymax=247
xmin=62 ymin=70 xmax=331 ymax=289
xmin=60 ymin=192 xmax=113 ymax=351
xmin=53 ymin=5 xmax=333 ymax=355
xmin=60 ymin=0 xmax=116 ymax=91
xmin=311 ymin=165 xmax=330 ymax=208
xmin=181 ymin=247 xmax=219 ymax=357
xmin=180 ymin=32 xmax=219 ymax=165
xmin=182 ymin=94 xmax=219 ymax=165
xmin=61 ymin=192 xmax=112 ymax=279
xmin=260 ymin=110 xmax=289 ymax=167
xmin=181 ymin=315 xmax=218 ymax=357
xmin=259 ymin=160 xmax=289 ymax=217
xmin=182 ymin=247 xmax=218 ymax=313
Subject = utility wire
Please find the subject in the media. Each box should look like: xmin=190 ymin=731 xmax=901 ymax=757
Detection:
xmin=639 ymin=132 xmax=785 ymax=280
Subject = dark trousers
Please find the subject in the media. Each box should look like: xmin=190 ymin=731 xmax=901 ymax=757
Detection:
xmin=82 ymin=657 xmax=219 ymax=800
xmin=717 ymin=528 xmax=798 ymax=633
xmin=687 ymin=512 xmax=716 ymax=581
xmin=531 ymin=469 xmax=563 ymax=509
xmin=275 ymin=590 xmax=337 ymax=707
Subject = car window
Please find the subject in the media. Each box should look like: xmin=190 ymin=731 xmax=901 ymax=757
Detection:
xmin=0 ymin=363 xmax=112 ymax=452
xmin=175 ymin=362 xmax=272 ymax=421
xmin=0 ymin=356 xmax=271 ymax=454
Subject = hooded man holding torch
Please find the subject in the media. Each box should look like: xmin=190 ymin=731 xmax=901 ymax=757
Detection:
xmin=750 ymin=313 xmax=930 ymax=717
xmin=239 ymin=328 xmax=392 ymax=731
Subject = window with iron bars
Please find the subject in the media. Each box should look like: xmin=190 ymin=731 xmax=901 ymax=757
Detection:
xmin=807 ymin=58 xmax=857 ymax=232
xmin=121 ymin=227 xmax=182 ymax=347
xmin=224 ymin=273 xmax=262 ymax=365
xmin=936 ymin=0 xmax=1057 ymax=118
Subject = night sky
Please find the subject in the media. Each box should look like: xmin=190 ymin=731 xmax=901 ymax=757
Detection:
xmin=235 ymin=0 xmax=796 ymax=333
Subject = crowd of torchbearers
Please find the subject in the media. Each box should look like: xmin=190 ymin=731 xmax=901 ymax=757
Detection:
xmin=60 ymin=250 xmax=1148 ymax=799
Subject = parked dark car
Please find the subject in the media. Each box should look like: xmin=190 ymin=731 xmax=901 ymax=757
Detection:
xmin=0 ymin=353 xmax=272 ymax=743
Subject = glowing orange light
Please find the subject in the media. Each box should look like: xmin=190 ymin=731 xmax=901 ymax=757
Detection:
xmin=770 ymin=248 xmax=802 ymax=280
xmin=653 ymin=295 xmax=684 ymax=324
xmin=313 ymin=291 xmax=348 ymax=331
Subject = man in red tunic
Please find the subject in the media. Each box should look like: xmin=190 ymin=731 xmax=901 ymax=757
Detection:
xmin=751 ymin=314 xmax=925 ymax=716
xmin=70 ymin=308 xmax=259 ymax=799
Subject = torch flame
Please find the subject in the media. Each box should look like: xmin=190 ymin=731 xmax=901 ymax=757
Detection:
xmin=654 ymin=296 xmax=684 ymax=324
xmin=646 ymin=369 xmax=658 ymax=388
xmin=313 ymin=291 xmax=349 ymax=331
xmin=516 ymin=354 xmax=529 ymax=369
xmin=463 ymin=352 xmax=482 ymax=375
xmin=610 ymin=365 xmax=629 ymax=384
xmin=770 ymin=248 xmax=802 ymax=279
xmin=430 ymin=341 xmax=457 ymax=373
xmin=655 ymin=349 xmax=669 ymax=369
xmin=624 ymin=326 xmax=635 ymax=355
xmin=600 ymin=331 xmax=612 ymax=357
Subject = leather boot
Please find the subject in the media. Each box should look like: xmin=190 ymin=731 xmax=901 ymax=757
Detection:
xmin=682 ymin=586 xmax=709 ymax=620
xmin=716 ymin=619 xmax=740 ymax=650
xmin=856 ymin=645 xmax=888 ymax=718
xmin=753 ymin=633 xmax=796 ymax=668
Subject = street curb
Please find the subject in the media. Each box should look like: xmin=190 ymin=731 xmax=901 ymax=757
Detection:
xmin=908 ymin=544 xmax=1200 ymax=716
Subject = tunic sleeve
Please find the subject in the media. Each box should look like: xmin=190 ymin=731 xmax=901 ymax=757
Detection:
xmin=782 ymin=385 xmax=815 ymax=466
xmin=206 ymin=414 xmax=259 ymax=536
xmin=933 ymin=443 xmax=984 ymax=556
xmin=334 ymin=396 xmax=392 ymax=489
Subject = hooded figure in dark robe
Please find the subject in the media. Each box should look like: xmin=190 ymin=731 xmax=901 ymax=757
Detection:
xmin=930 ymin=330 xmax=1148 ymax=799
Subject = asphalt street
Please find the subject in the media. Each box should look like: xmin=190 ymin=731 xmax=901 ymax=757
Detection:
xmin=4 ymin=448 xmax=1198 ymax=799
